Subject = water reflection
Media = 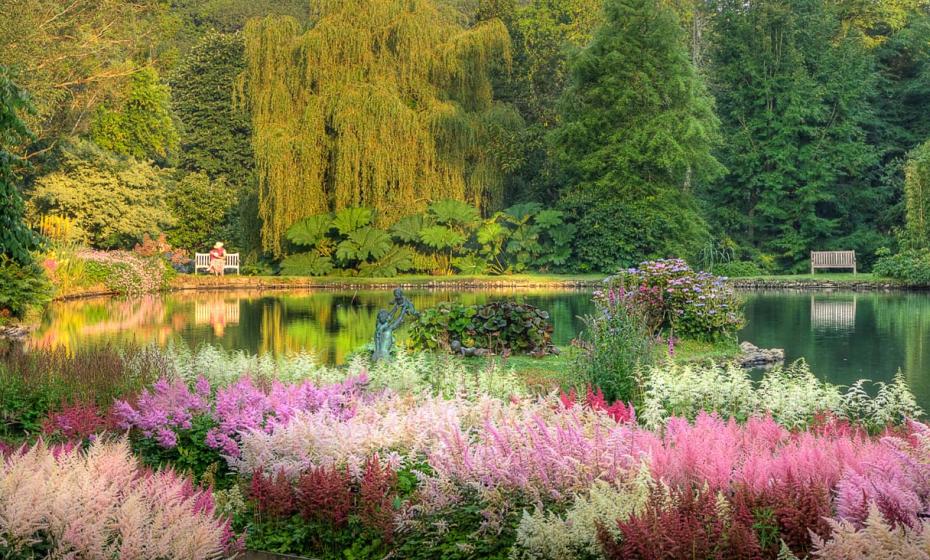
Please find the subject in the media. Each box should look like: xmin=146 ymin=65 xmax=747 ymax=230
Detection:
xmin=31 ymin=289 xmax=595 ymax=364
xmin=27 ymin=288 xmax=930 ymax=408
xmin=739 ymin=290 xmax=930 ymax=408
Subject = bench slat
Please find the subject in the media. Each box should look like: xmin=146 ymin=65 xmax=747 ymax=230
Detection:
xmin=810 ymin=251 xmax=856 ymax=274
xmin=194 ymin=252 xmax=240 ymax=274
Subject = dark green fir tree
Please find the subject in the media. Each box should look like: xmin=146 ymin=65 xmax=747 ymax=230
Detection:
xmin=552 ymin=0 xmax=723 ymax=272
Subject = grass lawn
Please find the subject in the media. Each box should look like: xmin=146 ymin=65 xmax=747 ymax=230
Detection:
xmin=171 ymin=272 xmax=604 ymax=289
xmin=734 ymin=272 xmax=892 ymax=283
xmin=459 ymin=337 xmax=742 ymax=393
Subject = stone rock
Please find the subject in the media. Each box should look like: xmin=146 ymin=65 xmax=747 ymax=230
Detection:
xmin=0 ymin=325 xmax=30 ymax=341
xmin=737 ymin=341 xmax=785 ymax=368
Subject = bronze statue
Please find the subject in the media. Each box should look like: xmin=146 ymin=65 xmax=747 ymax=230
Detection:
xmin=372 ymin=289 xmax=417 ymax=362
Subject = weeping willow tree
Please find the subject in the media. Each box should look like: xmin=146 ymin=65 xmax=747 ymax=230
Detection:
xmin=239 ymin=0 xmax=518 ymax=255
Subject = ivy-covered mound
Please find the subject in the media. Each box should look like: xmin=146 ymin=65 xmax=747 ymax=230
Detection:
xmin=409 ymin=301 xmax=556 ymax=356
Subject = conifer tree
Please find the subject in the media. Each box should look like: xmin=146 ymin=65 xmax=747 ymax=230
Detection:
xmin=0 ymin=67 xmax=38 ymax=265
xmin=706 ymin=0 xmax=876 ymax=270
xmin=552 ymin=0 xmax=722 ymax=271
xmin=238 ymin=0 xmax=516 ymax=255
xmin=171 ymin=31 xmax=253 ymax=183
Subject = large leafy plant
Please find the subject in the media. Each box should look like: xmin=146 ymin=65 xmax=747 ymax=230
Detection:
xmin=282 ymin=208 xmax=413 ymax=277
xmin=409 ymin=301 xmax=556 ymax=355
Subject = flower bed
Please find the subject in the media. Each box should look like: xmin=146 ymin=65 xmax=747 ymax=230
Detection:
xmin=1 ymin=347 xmax=928 ymax=559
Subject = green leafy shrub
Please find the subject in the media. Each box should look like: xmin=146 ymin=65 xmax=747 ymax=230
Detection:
xmin=282 ymin=200 xmax=577 ymax=277
xmin=282 ymin=208 xmax=413 ymax=277
xmin=607 ymin=259 xmax=744 ymax=340
xmin=409 ymin=302 xmax=556 ymax=356
xmin=711 ymin=260 xmax=762 ymax=277
xmin=166 ymin=171 xmax=237 ymax=252
xmin=873 ymin=247 xmax=930 ymax=285
xmin=28 ymin=139 xmax=174 ymax=249
xmin=90 ymin=66 xmax=179 ymax=164
xmin=0 ymin=257 xmax=52 ymax=320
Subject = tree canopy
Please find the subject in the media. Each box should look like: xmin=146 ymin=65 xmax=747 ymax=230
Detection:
xmin=552 ymin=0 xmax=722 ymax=271
xmin=238 ymin=0 xmax=517 ymax=255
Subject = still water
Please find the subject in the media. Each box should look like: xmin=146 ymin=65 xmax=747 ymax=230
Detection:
xmin=27 ymin=288 xmax=930 ymax=406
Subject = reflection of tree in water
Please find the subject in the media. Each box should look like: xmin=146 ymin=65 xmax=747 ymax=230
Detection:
xmin=30 ymin=295 xmax=173 ymax=352
xmin=871 ymin=294 xmax=930 ymax=405
xmin=27 ymin=288 xmax=595 ymax=365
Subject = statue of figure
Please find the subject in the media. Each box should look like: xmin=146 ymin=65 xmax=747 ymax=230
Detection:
xmin=372 ymin=289 xmax=417 ymax=362
xmin=388 ymin=288 xmax=419 ymax=321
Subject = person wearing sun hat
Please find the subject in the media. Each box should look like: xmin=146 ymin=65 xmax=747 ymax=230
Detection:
xmin=208 ymin=241 xmax=226 ymax=276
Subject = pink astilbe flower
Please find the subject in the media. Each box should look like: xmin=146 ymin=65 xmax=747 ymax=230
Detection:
xmin=113 ymin=377 xmax=211 ymax=447
xmin=834 ymin=421 xmax=930 ymax=528
xmin=0 ymin=439 xmax=235 ymax=559
xmin=205 ymin=375 xmax=364 ymax=458
xmin=427 ymin=406 xmax=656 ymax=502
xmin=645 ymin=412 xmax=891 ymax=494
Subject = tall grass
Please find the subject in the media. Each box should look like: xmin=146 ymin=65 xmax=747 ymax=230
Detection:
xmin=573 ymin=299 xmax=654 ymax=403
xmin=0 ymin=344 xmax=165 ymax=438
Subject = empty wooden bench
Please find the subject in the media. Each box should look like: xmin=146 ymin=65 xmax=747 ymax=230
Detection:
xmin=194 ymin=252 xmax=240 ymax=274
xmin=810 ymin=251 xmax=856 ymax=274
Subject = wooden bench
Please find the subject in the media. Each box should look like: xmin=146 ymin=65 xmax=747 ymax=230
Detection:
xmin=194 ymin=253 xmax=240 ymax=275
xmin=810 ymin=251 xmax=856 ymax=274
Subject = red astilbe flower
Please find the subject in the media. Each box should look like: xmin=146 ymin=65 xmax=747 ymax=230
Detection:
xmin=735 ymin=475 xmax=834 ymax=557
xmin=41 ymin=401 xmax=116 ymax=442
xmin=600 ymin=485 xmax=763 ymax=560
xmin=249 ymin=467 xmax=296 ymax=519
xmin=296 ymin=464 xmax=353 ymax=528
xmin=585 ymin=386 xmax=635 ymax=423
xmin=359 ymin=455 xmax=398 ymax=542
xmin=559 ymin=386 xmax=636 ymax=424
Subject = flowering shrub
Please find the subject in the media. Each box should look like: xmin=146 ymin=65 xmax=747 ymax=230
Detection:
xmin=134 ymin=232 xmax=190 ymax=270
xmin=812 ymin=505 xmax=930 ymax=558
xmin=560 ymin=386 xmax=636 ymax=424
xmin=41 ymin=400 xmax=115 ymax=442
xmin=0 ymin=439 xmax=238 ymax=559
xmin=4 ymin=348 xmax=930 ymax=559
xmin=80 ymin=248 xmax=171 ymax=295
xmin=513 ymin=468 xmax=653 ymax=560
xmin=205 ymin=375 xmax=363 ymax=457
xmin=114 ymin=376 xmax=211 ymax=447
xmin=604 ymin=258 xmax=744 ymax=339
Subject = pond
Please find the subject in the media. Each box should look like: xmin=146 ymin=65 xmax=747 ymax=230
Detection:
xmin=25 ymin=288 xmax=930 ymax=407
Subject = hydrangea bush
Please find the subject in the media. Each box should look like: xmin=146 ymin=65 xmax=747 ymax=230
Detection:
xmin=603 ymin=258 xmax=744 ymax=339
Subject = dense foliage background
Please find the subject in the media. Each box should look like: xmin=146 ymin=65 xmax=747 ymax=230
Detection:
xmin=3 ymin=0 xmax=930 ymax=275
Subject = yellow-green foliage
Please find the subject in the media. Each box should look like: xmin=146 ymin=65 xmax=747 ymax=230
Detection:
xmin=238 ymin=0 xmax=517 ymax=255
xmin=28 ymin=140 xmax=173 ymax=249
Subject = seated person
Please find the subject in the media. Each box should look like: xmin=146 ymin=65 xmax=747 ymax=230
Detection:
xmin=208 ymin=242 xmax=226 ymax=275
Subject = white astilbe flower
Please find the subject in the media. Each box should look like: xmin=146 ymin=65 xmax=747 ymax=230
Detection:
xmin=0 ymin=439 xmax=232 ymax=560
xmin=511 ymin=464 xmax=653 ymax=560
xmin=640 ymin=360 xmax=921 ymax=431
xmin=812 ymin=504 xmax=930 ymax=559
